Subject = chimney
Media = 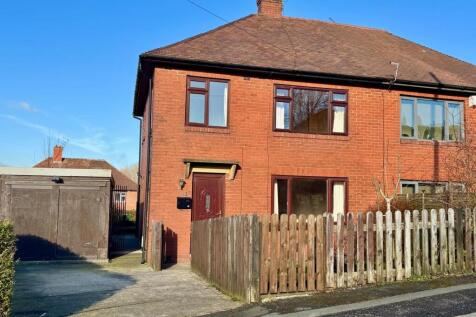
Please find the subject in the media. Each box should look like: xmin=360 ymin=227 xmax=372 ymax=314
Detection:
xmin=53 ymin=145 xmax=63 ymax=163
xmin=257 ymin=0 xmax=283 ymax=17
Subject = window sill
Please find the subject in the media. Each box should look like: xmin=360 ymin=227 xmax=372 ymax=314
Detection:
xmin=273 ymin=131 xmax=350 ymax=141
xmin=184 ymin=126 xmax=231 ymax=134
xmin=400 ymin=138 xmax=460 ymax=147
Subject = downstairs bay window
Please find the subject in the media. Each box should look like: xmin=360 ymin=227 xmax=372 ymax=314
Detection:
xmin=274 ymin=86 xmax=348 ymax=135
xmin=273 ymin=176 xmax=347 ymax=220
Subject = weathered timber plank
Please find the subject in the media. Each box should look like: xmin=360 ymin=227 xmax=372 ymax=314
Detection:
xmin=269 ymin=214 xmax=279 ymax=293
xmin=430 ymin=209 xmax=439 ymax=275
xmin=376 ymin=211 xmax=384 ymax=283
xmin=288 ymin=214 xmax=297 ymax=292
xmin=395 ymin=210 xmax=403 ymax=281
xmin=279 ymin=214 xmax=289 ymax=293
xmin=357 ymin=212 xmax=365 ymax=285
xmin=298 ymin=215 xmax=307 ymax=291
xmin=448 ymin=209 xmax=456 ymax=272
xmin=346 ymin=213 xmax=355 ymax=287
xmin=421 ymin=209 xmax=430 ymax=275
xmin=439 ymin=209 xmax=448 ymax=273
xmin=385 ymin=210 xmax=394 ymax=282
xmin=413 ymin=210 xmax=421 ymax=276
xmin=336 ymin=214 xmax=345 ymax=288
xmin=326 ymin=214 xmax=336 ymax=288
xmin=367 ymin=212 xmax=375 ymax=284
xmin=260 ymin=215 xmax=270 ymax=294
xmin=316 ymin=214 xmax=325 ymax=291
xmin=307 ymin=215 xmax=316 ymax=291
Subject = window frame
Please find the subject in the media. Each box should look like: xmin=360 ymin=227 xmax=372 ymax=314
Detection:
xmin=400 ymin=180 xmax=449 ymax=194
xmin=400 ymin=96 xmax=464 ymax=141
xmin=271 ymin=175 xmax=348 ymax=216
xmin=186 ymin=76 xmax=230 ymax=128
xmin=273 ymin=85 xmax=349 ymax=136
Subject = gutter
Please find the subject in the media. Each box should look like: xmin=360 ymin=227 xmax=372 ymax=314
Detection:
xmin=133 ymin=55 xmax=476 ymax=116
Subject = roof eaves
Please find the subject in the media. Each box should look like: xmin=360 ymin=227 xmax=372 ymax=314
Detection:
xmin=139 ymin=55 xmax=476 ymax=95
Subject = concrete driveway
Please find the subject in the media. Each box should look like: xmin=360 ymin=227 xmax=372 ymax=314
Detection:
xmin=13 ymin=254 xmax=241 ymax=317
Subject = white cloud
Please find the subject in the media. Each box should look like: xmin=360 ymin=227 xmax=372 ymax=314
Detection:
xmin=0 ymin=114 xmax=107 ymax=154
xmin=12 ymin=101 xmax=39 ymax=113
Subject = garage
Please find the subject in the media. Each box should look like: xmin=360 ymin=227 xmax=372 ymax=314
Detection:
xmin=0 ymin=167 xmax=111 ymax=261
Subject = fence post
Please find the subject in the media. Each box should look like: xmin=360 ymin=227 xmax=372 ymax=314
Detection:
xmin=247 ymin=215 xmax=261 ymax=303
xmin=151 ymin=221 xmax=163 ymax=271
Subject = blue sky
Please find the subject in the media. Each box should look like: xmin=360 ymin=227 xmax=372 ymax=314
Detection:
xmin=0 ymin=0 xmax=475 ymax=168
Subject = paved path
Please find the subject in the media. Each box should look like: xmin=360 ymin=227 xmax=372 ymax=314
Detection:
xmin=13 ymin=258 xmax=241 ymax=317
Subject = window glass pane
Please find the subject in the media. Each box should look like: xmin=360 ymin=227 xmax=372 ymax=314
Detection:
xmin=332 ymin=106 xmax=346 ymax=133
xmin=401 ymin=183 xmax=416 ymax=195
xmin=332 ymin=93 xmax=347 ymax=102
xmin=448 ymin=102 xmax=462 ymax=141
xmin=276 ymin=88 xmax=289 ymax=97
xmin=208 ymin=81 xmax=228 ymax=127
xmin=189 ymin=93 xmax=205 ymax=124
xmin=416 ymin=99 xmax=444 ymax=140
xmin=418 ymin=183 xmax=434 ymax=194
xmin=273 ymin=179 xmax=288 ymax=215
xmin=291 ymin=178 xmax=327 ymax=216
xmin=275 ymin=101 xmax=290 ymax=129
xmin=401 ymin=98 xmax=415 ymax=137
xmin=292 ymin=89 xmax=329 ymax=133
xmin=190 ymin=80 xmax=206 ymax=89
xmin=332 ymin=182 xmax=345 ymax=221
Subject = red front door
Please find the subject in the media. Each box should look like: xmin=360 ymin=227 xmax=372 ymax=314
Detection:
xmin=192 ymin=173 xmax=225 ymax=221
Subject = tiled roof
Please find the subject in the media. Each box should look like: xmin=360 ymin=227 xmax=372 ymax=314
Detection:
xmin=143 ymin=14 xmax=476 ymax=89
xmin=34 ymin=158 xmax=137 ymax=191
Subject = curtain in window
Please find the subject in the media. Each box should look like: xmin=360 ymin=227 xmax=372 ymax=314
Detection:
xmin=332 ymin=106 xmax=345 ymax=133
xmin=332 ymin=182 xmax=345 ymax=221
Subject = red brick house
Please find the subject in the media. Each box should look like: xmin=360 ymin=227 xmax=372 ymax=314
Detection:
xmin=133 ymin=0 xmax=476 ymax=263
xmin=35 ymin=146 xmax=138 ymax=211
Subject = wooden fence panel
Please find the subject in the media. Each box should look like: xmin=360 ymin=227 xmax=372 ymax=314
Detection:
xmin=316 ymin=215 xmax=325 ymax=291
xmin=430 ymin=209 xmax=438 ymax=274
xmin=279 ymin=214 xmax=288 ymax=293
xmin=376 ymin=211 xmax=384 ymax=283
xmin=366 ymin=212 xmax=375 ymax=284
xmin=385 ymin=211 xmax=394 ymax=282
xmin=326 ymin=214 xmax=335 ymax=288
xmin=456 ymin=210 xmax=464 ymax=272
xmin=307 ymin=215 xmax=316 ymax=291
xmin=298 ymin=215 xmax=307 ymax=291
xmin=404 ymin=210 xmax=412 ymax=278
xmin=448 ymin=209 xmax=456 ymax=272
xmin=421 ymin=209 xmax=430 ymax=275
xmin=357 ymin=213 xmax=365 ymax=285
xmin=336 ymin=214 xmax=345 ymax=288
xmin=346 ymin=213 xmax=355 ymax=287
xmin=269 ymin=214 xmax=279 ymax=293
xmin=260 ymin=214 xmax=270 ymax=294
xmin=412 ymin=210 xmax=422 ymax=276
xmin=288 ymin=214 xmax=297 ymax=292
xmin=395 ymin=210 xmax=403 ymax=281
xmin=465 ymin=209 xmax=473 ymax=272
xmin=439 ymin=209 xmax=448 ymax=273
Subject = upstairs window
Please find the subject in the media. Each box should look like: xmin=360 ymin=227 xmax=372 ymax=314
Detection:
xmin=187 ymin=77 xmax=229 ymax=127
xmin=274 ymin=86 xmax=348 ymax=135
xmin=401 ymin=97 xmax=463 ymax=141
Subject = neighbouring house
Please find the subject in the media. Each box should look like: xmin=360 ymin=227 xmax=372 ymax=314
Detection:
xmin=35 ymin=146 xmax=138 ymax=211
xmin=133 ymin=0 xmax=476 ymax=263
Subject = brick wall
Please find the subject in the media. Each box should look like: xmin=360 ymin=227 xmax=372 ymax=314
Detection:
xmin=140 ymin=67 xmax=473 ymax=263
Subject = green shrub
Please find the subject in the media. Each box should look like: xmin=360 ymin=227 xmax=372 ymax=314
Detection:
xmin=0 ymin=220 xmax=15 ymax=317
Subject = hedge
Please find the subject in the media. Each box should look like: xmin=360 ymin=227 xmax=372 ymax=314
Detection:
xmin=0 ymin=220 xmax=15 ymax=317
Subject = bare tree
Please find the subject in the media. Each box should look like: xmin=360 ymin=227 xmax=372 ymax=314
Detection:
xmin=445 ymin=130 xmax=476 ymax=209
xmin=121 ymin=163 xmax=139 ymax=183
xmin=372 ymin=142 xmax=401 ymax=212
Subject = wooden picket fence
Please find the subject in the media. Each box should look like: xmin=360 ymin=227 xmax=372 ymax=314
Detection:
xmin=191 ymin=208 xmax=476 ymax=303
xmin=261 ymin=208 xmax=476 ymax=294
xmin=191 ymin=215 xmax=260 ymax=303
